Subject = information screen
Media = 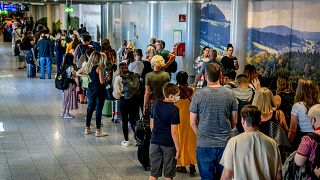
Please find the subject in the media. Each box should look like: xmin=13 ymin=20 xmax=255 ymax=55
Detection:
xmin=0 ymin=4 xmax=18 ymax=12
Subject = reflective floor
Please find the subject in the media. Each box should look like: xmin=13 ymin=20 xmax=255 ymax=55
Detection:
xmin=0 ymin=41 xmax=200 ymax=180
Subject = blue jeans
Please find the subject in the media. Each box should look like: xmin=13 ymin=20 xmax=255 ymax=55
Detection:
xmin=86 ymin=94 xmax=105 ymax=129
xmin=39 ymin=57 xmax=51 ymax=78
xmin=196 ymin=147 xmax=225 ymax=180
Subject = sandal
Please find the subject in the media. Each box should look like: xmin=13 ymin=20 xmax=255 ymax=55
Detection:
xmin=189 ymin=164 xmax=196 ymax=175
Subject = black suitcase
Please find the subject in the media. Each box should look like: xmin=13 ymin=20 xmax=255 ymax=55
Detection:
xmin=136 ymin=128 xmax=151 ymax=171
xmin=26 ymin=63 xmax=36 ymax=78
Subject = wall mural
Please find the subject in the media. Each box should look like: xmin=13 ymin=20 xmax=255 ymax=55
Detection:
xmin=200 ymin=1 xmax=320 ymax=85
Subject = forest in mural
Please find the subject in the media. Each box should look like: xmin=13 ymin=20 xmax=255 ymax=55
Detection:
xmin=200 ymin=1 xmax=320 ymax=85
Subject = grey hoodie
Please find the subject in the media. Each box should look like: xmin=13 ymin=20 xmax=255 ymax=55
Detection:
xmin=233 ymin=88 xmax=254 ymax=102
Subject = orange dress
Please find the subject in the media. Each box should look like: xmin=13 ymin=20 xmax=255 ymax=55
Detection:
xmin=175 ymin=88 xmax=197 ymax=166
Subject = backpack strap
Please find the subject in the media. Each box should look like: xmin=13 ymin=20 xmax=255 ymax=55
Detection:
xmin=306 ymin=132 xmax=320 ymax=142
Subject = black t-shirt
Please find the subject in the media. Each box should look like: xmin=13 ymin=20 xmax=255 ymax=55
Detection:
xmin=20 ymin=36 xmax=33 ymax=50
xmin=151 ymin=100 xmax=180 ymax=146
xmin=141 ymin=61 xmax=152 ymax=86
xmin=221 ymin=56 xmax=237 ymax=71
xmin=279 ymin=92 xmax=295 ymax=126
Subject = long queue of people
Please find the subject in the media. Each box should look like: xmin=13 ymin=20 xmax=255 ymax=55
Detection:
xmin=11 ymin=20 xmax=320 ymax=179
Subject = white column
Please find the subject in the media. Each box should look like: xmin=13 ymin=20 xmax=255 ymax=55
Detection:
xmin=47 ymin=4 xmax=53 ymax=32
xmin=149 ymin=2 xmax=159 ymax=39
xmin=59 ymin=4 xmax=67 ymax=30
xmin=185 ymin=2 xmax=201 ymax=76
xmin=230 ymin=0 xmax=249 ymax=73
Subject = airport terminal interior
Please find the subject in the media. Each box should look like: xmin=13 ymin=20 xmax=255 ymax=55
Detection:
xmin=0 ymin=0 xmax=320 ymax=180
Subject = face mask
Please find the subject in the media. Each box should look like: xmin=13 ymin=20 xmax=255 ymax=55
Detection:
xmin=173 ymin=96 xmax=180 ymax=103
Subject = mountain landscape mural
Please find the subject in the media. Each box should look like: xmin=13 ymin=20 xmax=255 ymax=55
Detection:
xmin=200 ymin=2 xmax=320 ymax=84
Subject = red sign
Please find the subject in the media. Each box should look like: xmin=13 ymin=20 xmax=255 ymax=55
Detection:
xmin=179 ymin=14 xmax=186 ymax=22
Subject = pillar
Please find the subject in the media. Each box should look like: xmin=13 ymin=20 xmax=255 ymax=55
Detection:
xmin=47 ymin=4 xmax=53 ymax=32
xmin=149 ymin=2 xmax=159 ymax=39
xmin=185 ymin=1 xmax=201 ymax=77
xmin=101 ymin=3 xmax=113 ymax=41
xmin=59 ymin=4 xmax=67 ymax=30
xmin=230 ymin=0 xmax=249 ymax=73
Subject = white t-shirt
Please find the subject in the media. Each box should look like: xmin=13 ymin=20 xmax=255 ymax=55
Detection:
xmin=128 ymin=61 xmax=144 ymax=75
xmin=220 ymin=131 xmax=282 ymax=180
xmin=291 ymin=102 xmax=314 ymax=132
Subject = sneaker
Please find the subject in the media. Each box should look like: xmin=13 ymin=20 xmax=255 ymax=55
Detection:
xmin=121 ymin=140 xmax=130 ymax=147
xmin=95 ymin=131 xmax=108 ymax=137
xmin=63 ymin=114 xmax=74 ymax=119
xmin=84 ymin=129 xmax=92 ymax=135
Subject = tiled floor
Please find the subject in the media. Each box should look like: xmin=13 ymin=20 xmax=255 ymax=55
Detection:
xmin=0 ymin=41 xmax=200 ymax=180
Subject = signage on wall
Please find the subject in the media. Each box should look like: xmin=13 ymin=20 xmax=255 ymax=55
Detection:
xmin=179 ymin=14 xmax=186 ymax=22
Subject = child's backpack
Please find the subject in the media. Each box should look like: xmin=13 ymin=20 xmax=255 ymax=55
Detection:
xmin=121 ymin=73 xmax=140 ymax=99
xmin=160 ymin=50 xmax=177 ymax=73
xmin=55 ymin=68 xmax=69 ymax=90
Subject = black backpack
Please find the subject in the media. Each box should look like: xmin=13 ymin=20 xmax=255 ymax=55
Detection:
xmin=55 ymin=68 xmax=69 ymax=90
xmin=121 ymin=73 xmax=140 ymax=99
xmin=160 ymin=50 xmax=177 ymax=73
xmin=236 ymin=89 xmax=255 ymax=133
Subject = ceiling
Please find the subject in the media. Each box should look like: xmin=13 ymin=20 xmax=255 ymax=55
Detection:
xmin=1 ymin=0 xmax=217 ymax=5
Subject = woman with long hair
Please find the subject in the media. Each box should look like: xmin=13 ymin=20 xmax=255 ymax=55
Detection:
xmin=244 ymin=64 xmax=261 ymax=91
xmin=61 ymin=53 xmax=78 ymax=119
xmin=113 ymin=63 xmax=140 ymax=146
xmin=221 ymin=44 xmax=239 ymax=71
xmin=175 ymin=71 xmax=197 ymax=174
xmin=253 ymin=87 xmax=290 ymax=161
xmin=122 ymin=49 xmax=135 ymax=65
xmin=274 ymin=76 xmax=295 ymax=127
xmin=288 ymin=78 xmax=319 ymax=147
xmin=253 ymin=88 xmax=289 ymax=133
xmin=77 ymin=51 xmax=108 ymax=137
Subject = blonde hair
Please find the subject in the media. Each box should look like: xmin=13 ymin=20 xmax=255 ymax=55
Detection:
xmin=151 ymin=55 xmax=165 ymax=68
xmin=276 ymin=76 xmax=293 ymax=94
xmin=308 ymin=104 xmax=320 ymax=123
xmin=127 ymin=40 xmax=135 ymax=51
xmin=100 ymin=53 xmax=107 ymax=68
xmin=83 ymin=51 xmax=102 ymax=74
xmin=295 ymin=78 xmax=319 ymax=110
xmin=252 ymin=87 xmax=276 ymax=114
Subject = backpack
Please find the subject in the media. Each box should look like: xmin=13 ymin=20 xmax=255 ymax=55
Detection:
xmin=236 ymin=89 xmax=255 ymax=133
xmin=55 ymin=68 xmax=69 ymax=90
xmin=225 ymin=82 xmax=237 ymax=89
xmin=160 ymin=50 xmax=177 ymax=73
xmin=283 ymin=151 xmax=307 ymax=180
xmin=91 ymin=41 xmax=101 ymax=51
xmin=121 ymin=73 xmax=140 ymax=99
xmin=282 ymin=133 xmax=320 ymax=180
xmin=76 ymin=45 xmax=87 ymax=68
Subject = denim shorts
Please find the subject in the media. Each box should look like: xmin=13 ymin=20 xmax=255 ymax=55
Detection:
xmin=149 ymin=143 xmax=176 ymax=178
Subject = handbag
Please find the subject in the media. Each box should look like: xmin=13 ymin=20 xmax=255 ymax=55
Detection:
xmin=268 ymin=112 xmax=292 ymax=150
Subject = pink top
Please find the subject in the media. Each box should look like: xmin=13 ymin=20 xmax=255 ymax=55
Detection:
xmin=297 ymin=135 xmax=319 ymax=167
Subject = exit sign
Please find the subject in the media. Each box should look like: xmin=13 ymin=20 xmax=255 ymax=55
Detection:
xmin=65 ymin=7 xmax=73 ymax=13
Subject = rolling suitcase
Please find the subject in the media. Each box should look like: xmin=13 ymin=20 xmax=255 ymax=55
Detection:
xmin=26 ymin=63 xmax=36 ymax=78
xmin=102 ymin=100 xmax=112 ymax=117
xmin=112 ymin=100 xmax=121 ymax=123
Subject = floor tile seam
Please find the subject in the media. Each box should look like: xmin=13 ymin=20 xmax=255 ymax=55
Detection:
xmin=10 ymin=118 xmax=43 ymax=178
xmin=0 ymin=130 xmax=13 ymax=179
